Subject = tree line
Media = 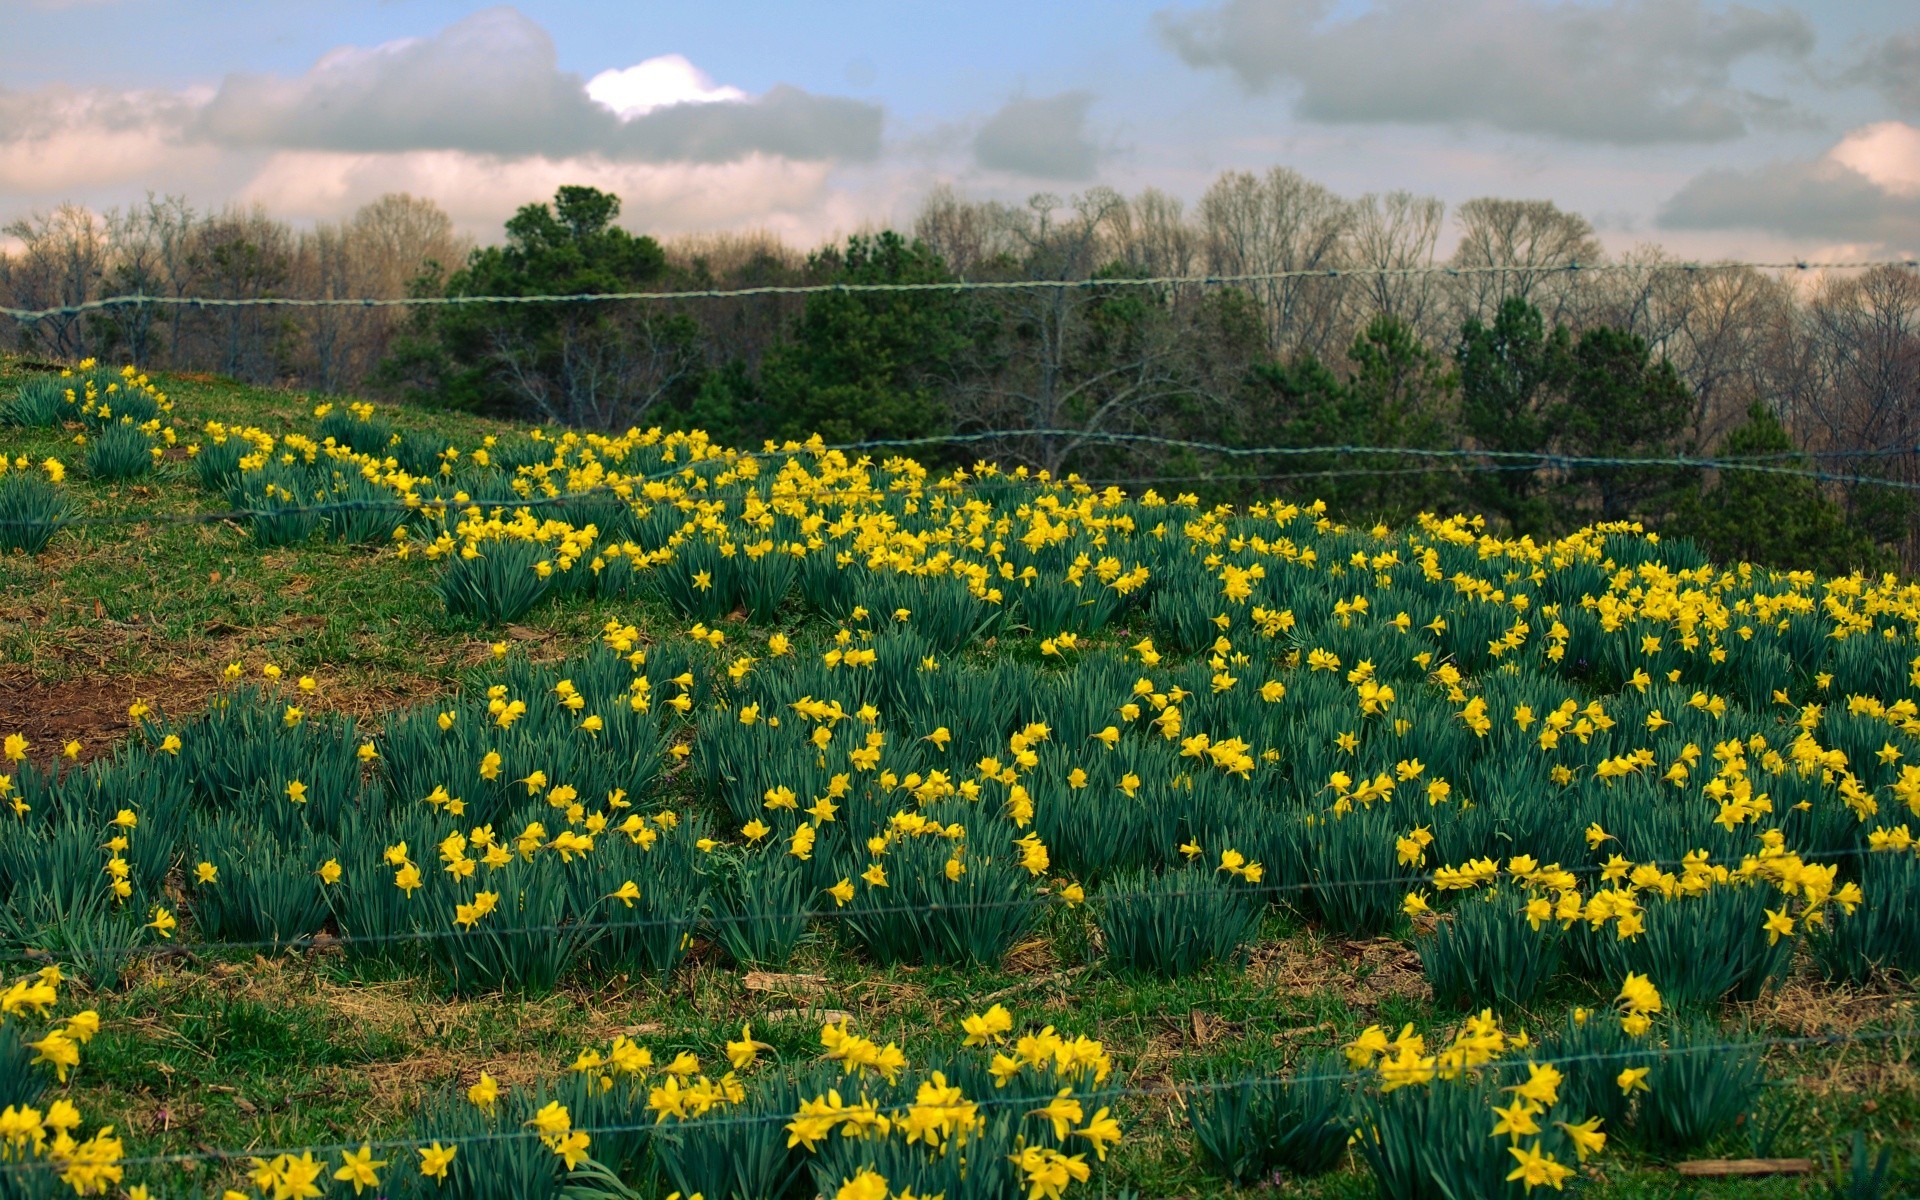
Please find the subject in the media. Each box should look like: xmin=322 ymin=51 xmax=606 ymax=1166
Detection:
xmin=3 ymin=173 xmax=1916 ymax=572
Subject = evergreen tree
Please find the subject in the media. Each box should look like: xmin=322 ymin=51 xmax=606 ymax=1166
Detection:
xmin=1557 ymin=325 xmax=1694 ymax=524
xmin=755 ymin=232 xmax=970 ymax=447
xmin=1456 ymin=297 xmax=1569 ymax=533
xmin=379 ymin=186 xmax=700 ymax=428
xmin=1679 ymin=404 xmax=1883 ymax=574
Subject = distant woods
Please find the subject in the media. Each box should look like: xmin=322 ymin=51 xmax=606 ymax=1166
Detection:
xmin=3 ymin=174 xmax=1917 ymax=571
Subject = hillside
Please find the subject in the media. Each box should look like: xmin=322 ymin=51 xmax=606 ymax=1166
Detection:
xmin=0 ymin=355 xmax=1915 ymax=1200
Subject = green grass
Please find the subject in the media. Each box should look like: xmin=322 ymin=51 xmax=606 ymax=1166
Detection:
xmin=3 ymin=354 xmax=1916 ymax=1200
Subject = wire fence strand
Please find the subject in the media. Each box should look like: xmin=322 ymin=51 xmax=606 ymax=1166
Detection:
xmin=0 ymin=1026 xmax=1906 ymax=1176
xmin=7 ymin=428 xmax=1920 ymax=533
xmin=0 ymin=846 xmax=1883 ymax=965
xmin=4 ymin=259 xmax=1917 ymax=323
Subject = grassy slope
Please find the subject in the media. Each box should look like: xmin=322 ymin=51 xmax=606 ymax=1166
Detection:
xmin=1 ymin=356 xmax=1914 ymax=1200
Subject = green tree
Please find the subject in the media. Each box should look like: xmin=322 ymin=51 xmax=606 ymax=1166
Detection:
xmin=1239 ymin=313 xmax=1457 ymax=523
xmin=754 ymin=231 xmax=970 ymax=447
xmin=1456 ymin=297 xmax=1569 ymax=532
xmin=1678 ymin=405 xmax=1884 ymax=573
xmin=1343 ymin=313 xmax=1459 ymax=519
xmin=379 ymin=186 xmax=701 ymax=429
xmin=1557 ymin=325 xmax=1694 ymax=524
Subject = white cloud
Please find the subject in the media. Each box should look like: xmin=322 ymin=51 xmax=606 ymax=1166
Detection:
xmin=587 ymin=55 xmax=747 ymax=119
xmin=0 ymin=7 xmax=892 ymax=240
xmin=188 ymin=8 xmax=881 ymax=163
xmin=1826 ymin=121 xmax=1920 ymax=197
xmin=973 ymin=92 xmax=1100 ymax=180
xmin=231 ymin=149 xmax=878 ymax=242
xmin=1156 ymin=0 xmax=1814 ymax=144
xmin=1658 ymin=122 xmax=1920 ymax=250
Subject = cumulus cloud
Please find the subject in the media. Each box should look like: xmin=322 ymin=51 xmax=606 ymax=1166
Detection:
xmin=973 ymin=92 xmax=1100 ymax=180
xmin=190 ymin=7 xmax=880 ymax=163
xmin=1155 ymin=0 xmax=1813 ymax=144
xmin=0 ymin=85 xmax=222 ymax=194
xmin=1846 ymin=28 xmax=1920 ymax=117
xmin=587 ymin=55 xmax=746 ymax=118
xmin=1658 ymin=122 xmax=1920 ymax=249
xmin=233 ymin=149 xmax=868 ymax=241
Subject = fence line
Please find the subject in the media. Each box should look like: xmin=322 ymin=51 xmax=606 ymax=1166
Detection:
xmin=4 ymin=259 xmax=1917 ymax=324
xmin=0 ymin=846 xmax=1882 ymax=966
xmin=0 ymin=1026 xmax=1904 ymax=1177
xmin=7 ymin=428 xmax=1920 ymax=533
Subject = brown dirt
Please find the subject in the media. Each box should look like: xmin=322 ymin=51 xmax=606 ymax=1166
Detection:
xmin=0 ymin=671 xmax=152 ymax=760
xmin=1249 ymin=933 xmax=1431 ymax=1011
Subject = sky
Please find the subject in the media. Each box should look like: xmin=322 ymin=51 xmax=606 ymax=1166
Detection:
xmin=2 ymin=0 xmax=1918 ymax=258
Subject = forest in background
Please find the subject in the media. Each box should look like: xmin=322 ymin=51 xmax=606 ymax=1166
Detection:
xmin=3 ymin=171 xmax=1917 ymax=572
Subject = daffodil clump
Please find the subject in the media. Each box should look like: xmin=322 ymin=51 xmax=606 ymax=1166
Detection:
xmin=1410 ymin=840 xmax=1864 ymax=1009
xmin=0 ymin=966 xmax=123 ymax=1199
xmin=44 ymin=360 xmax=171 ymax=432
xmin=0 ymin=453 xmax=71 ymax=555
xmin=565 ymin=1006 xmax=1122 ymax=1200
xmin=1346 ymin=1011 xmax=1609 ymax=1197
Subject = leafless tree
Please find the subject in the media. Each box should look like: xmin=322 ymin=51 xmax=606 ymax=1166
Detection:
xmin=1350 ymin=190 xmax=1446 ymax=342
xmin=1449 ymin=197 xmax=1605 ymax=330
xmin=2 ymin=204 xmax=106 ymax=361
xmin=1197 ymin=168 xmax=1354 ymax=359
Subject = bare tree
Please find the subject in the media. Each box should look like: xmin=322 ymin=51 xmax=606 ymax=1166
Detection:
xmin=187 ymin=206 xmax=293 ymax=382
xmin=946 ymin=190 xmax=1206 ymax=474
xmin=1662 ymin=265 xmax=1792 ymax=448
xmin=1449 ymin=197 xmax=1604 ymax=330
xmin=1197 ymin=168 xmax=1353 ymax=359
xmin=2 ymin=204 xmax=106 ymax=360
xmin=913 ymin=183 xmax=1029 ymax=278
xmin=1110 ymin=188 xmax=1200 ymax=279
xmin=1350 ymin=190 xmax=1446 ymax=341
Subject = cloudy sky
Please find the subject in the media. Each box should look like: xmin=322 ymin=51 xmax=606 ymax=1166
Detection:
xmin=2 ymin=0 xmax=1917 ymax=257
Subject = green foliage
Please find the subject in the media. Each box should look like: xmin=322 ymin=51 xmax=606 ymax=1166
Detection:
xmin=438 ymin=538 xmax=555 ymax=623
xmin=1811 ymin=849 xmax=1920 ymax=985
xmin=1578 ymin=884 xmax=1792 ymax=1008
xmin=0 ymin=1016 xmax=46 ymax=1108
xmin=755 ymin=232 xmax=970 ymax=448
xmin=1 ymin=377 xmax=68 ymax=427
xmin=711 ymin=851 xmax=813 ymax=967
xmin=1557 ymin=324 xmax=1695 ymax=523
xmin=0 ymin=469 xmax=70 ymax=554
xmin=1678 ymin=404 xmax=1885 ymax=574
xmin=1236 ymin=315 xmax=1458 ymax=524
xmin=187 ymin=822 xmax=336 ymax=951
xmin=1416 ymin=889 xmax=1564 ymax=1010
xmin=231 ymin=461 xmax=324 ymax=547
xmin=1188 ymin=1053 xmax=1351 ymax=1183
xmin=1626 ymin=1023 xmax=1766 ymax=1154
xmin=0 ymin=882 xmax=146 ymax=989
xmin=192 ymin=434 xmax=248 ymax=492
xmin=316 ymin=407 xmax=394 ymax=456
xmin=389 ymin=1089 xmax=562 ymax=1200
xmin=423 ymin=860 xmax=600 ymax=996
xmin=653 ymin=1077 xmax=810 ymax=1200
xmin=1456 ymin=297 xmax=1569 ymax=532
xmin=1826 ymin=1131 xmax=1895 ymax=1200
xmin=844 ymin=820 xmax=1041 ymax=967
xmin=380 ymin=186 xmax=701 ymax=429
xmin=1094 ymin=866 xmax=1261 ymax=977
xmin=1354 ymin=1069 xmax=1591 ymax=1200
xmin=83 ymin=421 xmax=156 ymax=481
xmin=323 ymin=471 xmax=409 ymax=545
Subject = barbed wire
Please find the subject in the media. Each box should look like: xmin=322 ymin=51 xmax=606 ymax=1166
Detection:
xmin=0 ymin=1026 xmax=1905 ymax=1177
xmin=0 ymin=845 xmax=1885 ymax=965
xmin=3 ymin=259 xmax=1916 ymax=324
xmin=5 ymin=428 xmax=1920 ymax=533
